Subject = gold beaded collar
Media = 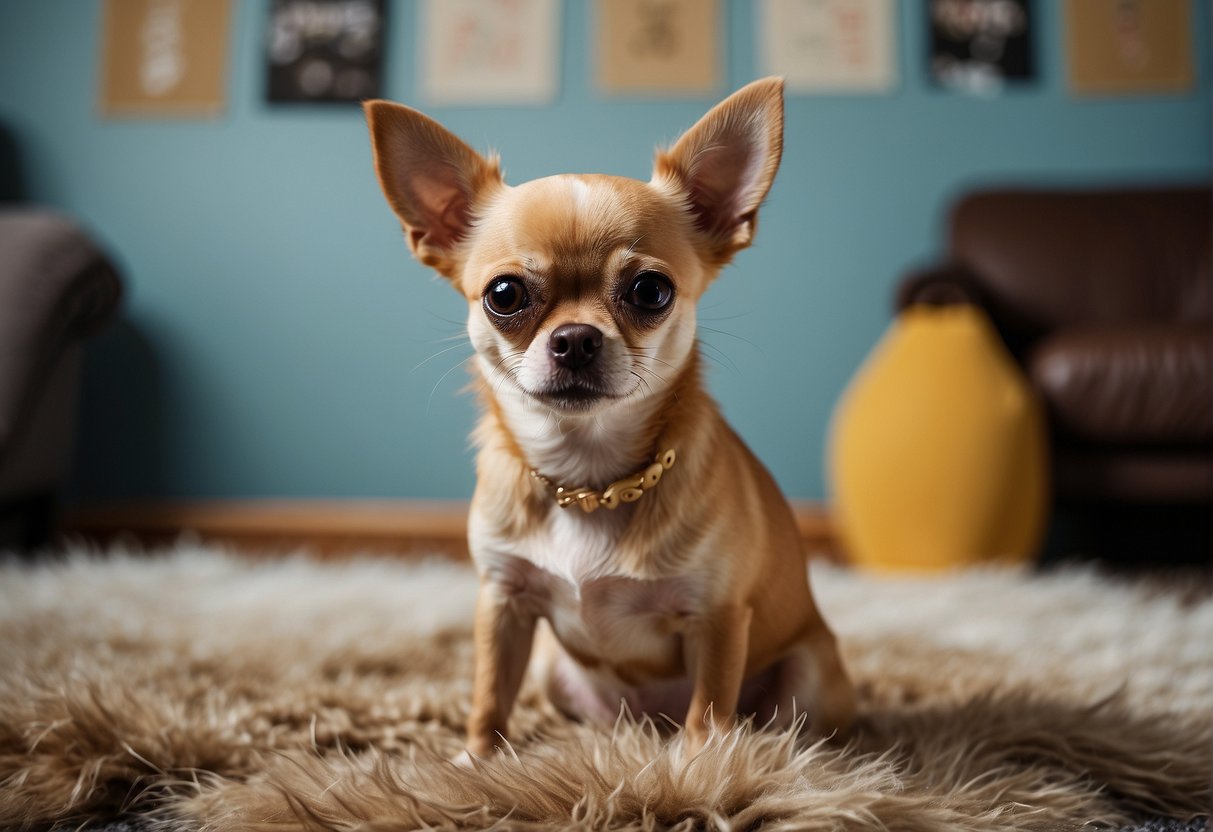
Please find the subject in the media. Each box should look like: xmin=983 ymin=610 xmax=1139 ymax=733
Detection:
xmin=530 ymin=449 xmax=677 ymax=514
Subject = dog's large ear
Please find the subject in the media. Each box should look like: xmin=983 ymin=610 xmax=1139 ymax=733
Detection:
xmin=653 ymin=77 xmax=784 ymax=264
xmin=364 ymin=101 xmax=503 ymax=278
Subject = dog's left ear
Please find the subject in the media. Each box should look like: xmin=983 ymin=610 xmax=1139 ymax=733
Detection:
xmin=653 ymin=77 xmax=784 ymax=264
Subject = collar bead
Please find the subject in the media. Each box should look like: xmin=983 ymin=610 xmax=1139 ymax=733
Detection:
xmin=530 ymin=449 xmax=676 ymax=513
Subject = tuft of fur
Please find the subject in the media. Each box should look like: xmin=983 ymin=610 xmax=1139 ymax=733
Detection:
xmin=0 ymin=546 xmax=1209 ymax=830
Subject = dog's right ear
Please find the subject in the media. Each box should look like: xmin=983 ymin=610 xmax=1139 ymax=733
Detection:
xmin=364 ymin=101 xmax=503 ymax=278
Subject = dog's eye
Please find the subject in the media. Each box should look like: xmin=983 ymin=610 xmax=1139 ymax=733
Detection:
xmin=625 ymin=272 xmax=674 ymax=312
xmin=484 ymin=277 xmax=529 ymax=316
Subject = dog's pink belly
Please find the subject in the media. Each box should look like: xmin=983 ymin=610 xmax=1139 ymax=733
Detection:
xmin=545 ymin=645 xmax=783 ymax=725
xmin=547 ymin=651 xmax=692 ymax=721
xmin=543 ymin=577 xmax=688 ymax=676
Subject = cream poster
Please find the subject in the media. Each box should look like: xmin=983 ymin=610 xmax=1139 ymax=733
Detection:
xmin=759 ymin=0 xmax=897 ymax=94
xmin=420 ymin=0 xmax=561 ymax=105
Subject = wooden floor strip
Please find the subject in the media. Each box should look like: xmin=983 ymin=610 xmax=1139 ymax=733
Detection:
xmin=64 ymin=499 xmax=839 ymax=561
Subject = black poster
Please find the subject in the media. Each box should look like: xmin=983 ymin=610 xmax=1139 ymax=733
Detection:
xmin=266 ymin=0 xmax=386 ymax=103
xmin=928 ymin=0 xmax=1034 ymax=93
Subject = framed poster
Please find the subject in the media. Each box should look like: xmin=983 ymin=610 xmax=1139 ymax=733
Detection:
xmin=928 ymin=0 xmax=1034 ymax=93
xmin=1065 ymin=0 xmax=1194 ymax=95
xmin=266 ymin=0 xmax=386 ymax=103
xmin=759 ymin=0 xmax=897 ymax=94
xmin=419 ymin=0 xmax=560 ymax=105
xmin=100 ymin=0 xmax=231 ymax=117
xmin=596 ymin=0 xmax=720 ymax=95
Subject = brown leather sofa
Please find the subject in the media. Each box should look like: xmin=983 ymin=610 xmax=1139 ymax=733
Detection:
xmin=898 ymin=187 xmax=1211 ymax=567
xmin=0 ymin=125 xmax=123 ymax=552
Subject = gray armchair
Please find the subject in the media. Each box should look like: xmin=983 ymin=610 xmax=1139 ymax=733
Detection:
xmin=0 ymin=208 xmax=123 ymax=551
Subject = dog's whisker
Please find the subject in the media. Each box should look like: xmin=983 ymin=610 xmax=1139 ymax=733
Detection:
xmin=486 ymin=350 xmax=527 ymax=386
xmin=487 ymin=351 xmax=531 ymax=395
xmin=494 ymin=364 xmax=524 ymax=397
xmin=696 ymin=339 xmax=742 ymax=376
xmin=698 ymin=353 xmax=742 ymax=380
xmin=699 ymin=325 xmax=766 ymax=357
xmin=412 ymin=342 xmax=474 ymax=374
xmin=426 ymin=355 xmax=473 ymax=416
xmin=428 ymin=310 xmax=470 ymax=328
xmin=633 ymin=363 xmax=670 ymax=387
xmin=629 ymin=371 xmax=653 ymax=402
xmin=427 ymin=332 xmax=473 ymax=345
xmin=699 ymin=310 xmax=756 ymax=323
xmin=405 ymin=327 xmax=467 ymax=346
xmin=491 ymin=355 xmax=530 ymax=399
xmin=628 ymin=351 xmax=679 ymax=372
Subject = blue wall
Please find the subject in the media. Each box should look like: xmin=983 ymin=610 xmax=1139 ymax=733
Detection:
xmin=0 ymin=1 xmax=1208 ymax=502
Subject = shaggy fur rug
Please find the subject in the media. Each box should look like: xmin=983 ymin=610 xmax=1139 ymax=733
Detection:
xmin=0 ymin=546 xmax=1209 ymax=831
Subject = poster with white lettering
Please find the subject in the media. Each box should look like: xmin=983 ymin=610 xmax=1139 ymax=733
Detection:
xmin=928 ymin=0 xmax=1034 ymax=94
xmin=100 ymin=0 xmax=231 ymax=117
xmin=266 ymin=0 xmax=385 ymax=104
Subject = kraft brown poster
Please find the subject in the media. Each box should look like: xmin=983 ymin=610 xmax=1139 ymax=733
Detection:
xmin=596 ymin=0 xmax=720 ymax=95
xmin=1065 ymin=0 xmax=1194 ymax=95
xmin=100 ymin=0 xmax=232 ymax=117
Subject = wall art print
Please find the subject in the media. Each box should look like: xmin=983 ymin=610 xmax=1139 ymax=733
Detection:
xmin=266 ymin=0 xmax=386 ymax=104
xmin=759 ymin=0 xmax=897 ymax=94
xmin=596 ymin=0 xmax=721 ymax=95
xmin=419 ymin=0 xmax=560 ymax=105
xmin=100 ymin=0 xmax=232 ymax=117
xmin=928 ymin=0 xmax=1034 ymax=94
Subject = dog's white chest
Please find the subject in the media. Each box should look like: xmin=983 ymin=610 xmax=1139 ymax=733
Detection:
xmin=477 ymin=511 xmax=705 ymax=680
xmin=504 ymin=555 xmax=697 ymax=678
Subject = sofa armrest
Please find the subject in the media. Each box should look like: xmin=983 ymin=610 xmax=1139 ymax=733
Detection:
xmin=1029 ymin=324 xmax=1212 ymax=445
xmin=0 ymin=210 xmax=122 ymax=459
xmin=894 ymin=262 xmax=990 ymax=313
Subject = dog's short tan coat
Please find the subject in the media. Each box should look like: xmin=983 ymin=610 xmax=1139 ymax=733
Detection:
xmin=365 ymin=78 xmax=855 ymax=758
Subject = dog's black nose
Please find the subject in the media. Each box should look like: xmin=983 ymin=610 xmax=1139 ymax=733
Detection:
xmin=549 ymin=323 xmax=603 ymax=369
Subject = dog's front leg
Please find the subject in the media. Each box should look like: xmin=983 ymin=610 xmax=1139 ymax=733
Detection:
xmin=683 ymin=603 xmax=752 ymax=755
xmin=466 ymin=581 xmax=536 ymax=758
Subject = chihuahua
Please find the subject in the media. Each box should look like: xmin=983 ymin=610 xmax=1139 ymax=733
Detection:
xmin=365 ymin=78 xmax=855 ymax=758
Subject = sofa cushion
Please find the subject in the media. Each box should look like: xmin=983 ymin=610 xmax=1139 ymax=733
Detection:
xmin=1029 ymin=324 xmax=1212 ymax=444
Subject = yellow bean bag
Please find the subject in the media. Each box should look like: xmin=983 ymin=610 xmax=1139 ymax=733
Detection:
xmin=828 ymin=304 xmax=1048 ymax=572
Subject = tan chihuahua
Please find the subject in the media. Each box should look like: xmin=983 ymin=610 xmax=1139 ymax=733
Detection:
xmin=365 ymin=78 xmax=854 ymax=759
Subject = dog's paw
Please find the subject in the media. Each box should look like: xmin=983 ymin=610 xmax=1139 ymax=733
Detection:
xmin=452 ymin=735 xmax=501 ymax=768
xmin=450 ymin=748 xmax=478 ymax=769
xmin=681 ymin=731 xmax=707 ymax=760
xmin=671 ymin=728 xmax=711 ymax=771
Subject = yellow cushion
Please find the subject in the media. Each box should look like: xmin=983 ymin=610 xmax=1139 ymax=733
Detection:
xmin=828 ymin=305 xmax=1047 ymax=572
